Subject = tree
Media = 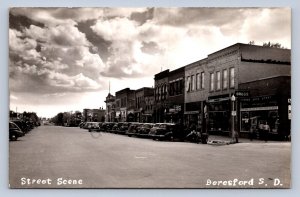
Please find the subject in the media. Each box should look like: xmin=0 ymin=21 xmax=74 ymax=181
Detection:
xmin=248 ymin=41 xmax=255 ymax=45
xmin=263 ymin=41 xmax=285 ymax=49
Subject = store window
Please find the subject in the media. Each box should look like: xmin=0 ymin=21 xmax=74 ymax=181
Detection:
xmin=223 ymin=69 xmax=228 ymax=89
xmin=230 ymin=67 xmax=235 ymax=88
xmin=216 ymin=71 xmax=221 ymax=90
xmin=210 ymin=73 xmax=215 ymax=91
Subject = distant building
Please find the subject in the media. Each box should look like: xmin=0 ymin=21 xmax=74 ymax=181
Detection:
xmin=83 ymin=108 xmax=105 ymax=122
xmin=115 ymin=88 xmax=135 ymax=122
xmin=134 ymin=87 xmax=154 ymax=122
xmin=104 ymin=93 xmax=116 ymax=122
xmin=153 ymin=69 xmax=169 ymax=123
xmin=167 ymin=67 xmax=185 ymax=125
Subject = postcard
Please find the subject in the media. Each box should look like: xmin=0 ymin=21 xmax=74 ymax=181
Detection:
xmin=9 ymin=7 xmax=291 ymax=188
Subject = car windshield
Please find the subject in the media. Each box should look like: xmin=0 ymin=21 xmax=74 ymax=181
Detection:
xmin=144 ymin=124 xmax=153 ymax=128
xmin=159 ymin=124 xmax=167 ymax=129
xmin=9 ymin=122 xmax=19 ymax=129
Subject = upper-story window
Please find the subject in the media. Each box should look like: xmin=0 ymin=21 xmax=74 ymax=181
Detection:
xmin=186 ymin=76 xmax=191 ymax=92
xmin=216 ymin=71 xmax=221 ymax=90
xmin=192 ymin=75 xmax=196 ymax=91
xmin=196 ymin=73 xmax=200 ymax=90
xmin=210 ymin=73 xmax=215 ymax=91
xmin=201 ymin=72 xmax=205 ymax=89
xmin=229 ymin=67 xmax=235 ymax=88
xmin=223 ymin=69 xmax=228 ymax=89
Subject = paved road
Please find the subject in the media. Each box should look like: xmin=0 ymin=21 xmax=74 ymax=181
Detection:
xmin=9 ymin=126 xmax=291 ymax=188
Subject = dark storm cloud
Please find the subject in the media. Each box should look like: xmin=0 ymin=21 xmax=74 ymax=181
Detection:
xmin=76 ymin=20 xmax=111 ymax=62
xmin=9 ymin=12 xmax=45 ymax=31
xmin=130 ymin=7 xmax=154 ymax=25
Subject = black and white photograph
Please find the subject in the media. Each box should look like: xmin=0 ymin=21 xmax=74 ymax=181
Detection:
xmin=8 ymin=7 xmax=291 ymax=188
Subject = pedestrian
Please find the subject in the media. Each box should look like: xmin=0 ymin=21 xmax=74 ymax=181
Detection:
xmin=263 ymin=121 xmax=270 ymax=142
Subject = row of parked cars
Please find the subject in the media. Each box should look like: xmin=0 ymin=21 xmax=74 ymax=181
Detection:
xmin=79 ymin=122 xmax=208 ymax=144
xmin=9 ymin=120 xmax=39 ymax=141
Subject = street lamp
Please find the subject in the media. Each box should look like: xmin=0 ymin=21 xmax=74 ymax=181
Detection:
xmin=231 ymin=94 xmax=238 ymax=143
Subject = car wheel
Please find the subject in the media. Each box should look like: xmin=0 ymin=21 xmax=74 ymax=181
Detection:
xmin=10 ymin=135 xmax=17 ymax=141
xmin=201 ymin=136 xmax=208 ymax=144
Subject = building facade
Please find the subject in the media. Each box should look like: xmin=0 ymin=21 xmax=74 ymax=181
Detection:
xmin=167 ymin=67 xmax=185 ymax=125
xmin=115 ymin=88 xmax=136 ymax=122
xmin=83 ymin=108 xmax=105 ymax=122
xmin=153 ymin=70 xmax=169 ymax=123
xmin=205 ymin=43 xmax=290 ymax=138
xmin=104 ymin=43 xmax=291 ymax=139
xmin=135 ymin=87 xmax=154 ymax=123
xmin=104 ymin=93 xmax=116 ymax=122
xmin=184 ymin=59 xmax=208 ymax=130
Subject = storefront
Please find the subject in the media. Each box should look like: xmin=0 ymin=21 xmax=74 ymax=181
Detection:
xmin=207 ymin=95 xmax=231 ymax=134
xmin=240 ymin=95 xmax=290 ymax=139
xmin=184 ymin=101 xmax=202 ymax=128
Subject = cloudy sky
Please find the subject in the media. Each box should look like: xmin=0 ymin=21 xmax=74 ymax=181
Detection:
xmin=9 ymin=7 xmax=291 ymax=118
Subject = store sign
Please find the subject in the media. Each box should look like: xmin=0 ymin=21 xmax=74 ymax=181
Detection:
xmin=235 ymin=90 xmax=250 ymax=97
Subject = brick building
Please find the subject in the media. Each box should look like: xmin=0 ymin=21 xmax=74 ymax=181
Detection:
xmin=115 ymin=88 xmax=136 ymax=122
xmin=184 ymin=59 xmax=208 ymax=129
xmin=153 ymin=70 xmax=169 ymax=123
xmin=167 ymin=67 xmax=185 ymax=125
xmin=205 ymin=43 xmax=290 ymax=139
xmin=83 ymin=108 xmax=105 ymax=122
xmin=104 ymin=93 xmax=116 ymax=122
xmin=135 ymin=87 xmax=154 ymax=122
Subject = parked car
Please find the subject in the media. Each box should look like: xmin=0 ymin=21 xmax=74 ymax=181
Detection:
xmin=116 ymin=122 xmax=131 ymax=135
xmin=9 ymin=122 xmax=24 ymax=141
xmin=79 ymin=122 xmax=86 ymax=128
xmin=149 ymin=123 xmax=186 ymax=141
xmin=110 ymin=122 xmax=123 ymax=133
xmin=12 ymin=120 xmax=29 ymax=134
xmin=126 ymin=123 xmax=142 ymax=137
xmin=83 ymin=122 xmax=100 ymax=132
xmin=136 ymin=123 xmax=155 ymax=138
xmin=98 ymin=122 xmax=113 ymax=132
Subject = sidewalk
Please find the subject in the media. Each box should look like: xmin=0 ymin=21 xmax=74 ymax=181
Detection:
xmin=207 ymin=134 xmax=288 ymax=144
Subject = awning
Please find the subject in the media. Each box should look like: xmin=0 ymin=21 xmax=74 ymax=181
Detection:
xmin=184 ymin=111 xmax=199 ymax=115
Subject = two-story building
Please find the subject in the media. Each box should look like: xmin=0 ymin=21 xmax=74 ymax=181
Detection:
xmin=115 ymin=88 xmax=136 ymax=122
xmin=184 ymin=58 xmax=208 ymax=130
xmin=206 ymin=43 xmax=290 ymax=139
xmin=153 ymin=70 xmax=169 ymax=123
xmin=135 ymin=87 xmax=154 ymax=122
xmin=167 ymin=67 xmax=185 ymax=125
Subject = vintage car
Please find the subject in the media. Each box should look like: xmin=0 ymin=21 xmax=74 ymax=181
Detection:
xmin=99 ymin=122 xmax=115 ymax=132
xmin=126 ymin=123 xmax=142 ymax=137
xmin=12 ymin=120 xmax=30 ymax=134
xmin=83 ymin=122 xmax=101 ymax=132
xmin=116 ymin=122 xmax=131 ymax=135
xmin=136 ymin=123 xmax=155 ymax=138
xmin=149 ymin=123 xmax=175 ymax=140
xmin=9 ymin=122 xmax=25 ymax=141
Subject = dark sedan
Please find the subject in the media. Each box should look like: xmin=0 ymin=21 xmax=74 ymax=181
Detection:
xmin=149 ymin=123 xmax=179 ymax=141
xmin=9 ymin=122 xmax=24 ymax=141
